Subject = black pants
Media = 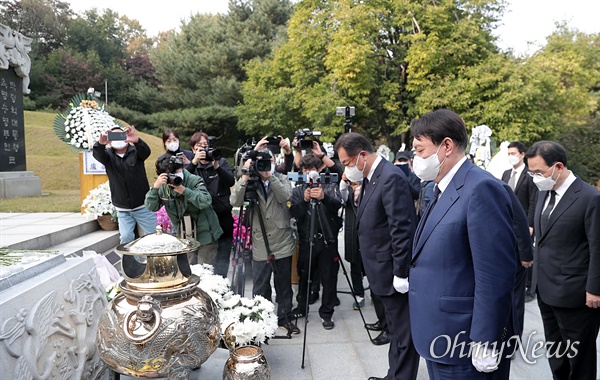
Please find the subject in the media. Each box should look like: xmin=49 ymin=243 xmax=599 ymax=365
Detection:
xmin=537 ymin=292 xmax=600 ymax=380
xmin=514 ymin=264 xmax=527 ymax=336
xmin=213 ymin=235 xmax=233 ymax=277
xmin=296 ymin=237 xmax=339 ymax=319
xmin=350 ymin=256 xmax=365 ymax=298
xmin=379 ymin=292 xmax=419 ymax=380
xmin=252 ymin=255 xmax=293 ymax=324
xmin=371 ymin=292 xmax=388 ymax=330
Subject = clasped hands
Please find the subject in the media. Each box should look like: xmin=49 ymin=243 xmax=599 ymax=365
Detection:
xmin=304 ymin=186 xmax=324 ymax=202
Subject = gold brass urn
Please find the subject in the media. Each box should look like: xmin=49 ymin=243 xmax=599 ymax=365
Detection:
xmin=96 ymin=226 xmax=221 ymax=379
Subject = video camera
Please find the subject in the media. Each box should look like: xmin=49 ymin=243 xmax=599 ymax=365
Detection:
xmin=200 ymin=136 xmax=222 ymax=161
xmin=295 ymin=128 xmax=321 ymax=150
xmin=243 ymin=149 xmax=273 ymax=175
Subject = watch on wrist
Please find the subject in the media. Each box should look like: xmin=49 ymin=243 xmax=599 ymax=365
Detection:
xmin=319 ymin=153 xmax=325 ymax=159
xmin=241 ymin=167 xmax=250 ymax=175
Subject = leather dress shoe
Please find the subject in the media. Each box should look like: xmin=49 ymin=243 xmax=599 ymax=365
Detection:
xmin=365 ymin=321 xmax=384 ymax=331
xmin=371 ymin=330 xmax=391 ymax=346
xmin=367 ymin=377 xmax=387 ymax=380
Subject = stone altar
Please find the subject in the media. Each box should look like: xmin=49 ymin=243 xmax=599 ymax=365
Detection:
xmin=0 ymin=255 xmax=108 ymax=379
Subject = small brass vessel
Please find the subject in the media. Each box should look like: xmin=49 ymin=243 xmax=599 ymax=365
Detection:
xmin=96 ymin=227 xmax=221 ymax=379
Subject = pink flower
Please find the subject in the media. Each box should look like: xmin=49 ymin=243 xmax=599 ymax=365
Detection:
xmin=156 ymin=206 xmax=172 ymax=233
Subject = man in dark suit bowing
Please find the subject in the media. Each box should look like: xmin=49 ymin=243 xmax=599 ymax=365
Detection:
xmin=335 ymin=133 xmax=420 ymax=380
xmin=526 ymin=141 xmax=600 ymax=380
xmin=502 ymin=141 xmax=538 ymax=303
xmin=409 ymin=109 xmax=517 ymax=380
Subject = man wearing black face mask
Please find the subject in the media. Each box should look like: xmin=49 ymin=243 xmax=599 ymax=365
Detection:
xmin=335 ymin=133 xmax=419 ymax=380
xmin=394 ymin=151 xmax=420 ymax=201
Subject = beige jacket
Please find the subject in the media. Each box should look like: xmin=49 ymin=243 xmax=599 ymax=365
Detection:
xmin=230 ymin=173 xmax=296 ymax=261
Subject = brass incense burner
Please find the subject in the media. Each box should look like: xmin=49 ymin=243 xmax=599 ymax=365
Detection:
xmin=96 ymin=227 xmax=221 ymax=379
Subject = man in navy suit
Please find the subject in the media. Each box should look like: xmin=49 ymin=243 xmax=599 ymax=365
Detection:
xmin=526 ymin=141 xmax=600 ymax=380
xmin=409 ymin=109 xmax=517 ymax=379
xmin=502 ymin=141 xmax=538 ymax=303
xmin=335 ymin=133 xmax=420 ymax=380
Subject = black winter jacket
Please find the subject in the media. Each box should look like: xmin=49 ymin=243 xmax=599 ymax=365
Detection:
xmin=93 ymin=139 xmax=151 ymax=209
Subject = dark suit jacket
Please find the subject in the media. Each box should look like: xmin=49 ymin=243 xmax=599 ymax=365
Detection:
xmin=532 ymin=177 xmax=600 ymax=308
xmin=356 ymin=158 xmax=416 ymax=296
xmin=409 ymin=160 xmax=517 ymax=364
xmin=501 ymin=181 xmax=534 ymax=263
xmin=502 ymin=165 xmax=538 ymax=228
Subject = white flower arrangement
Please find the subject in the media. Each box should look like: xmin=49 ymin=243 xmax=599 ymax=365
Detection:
xmin=81 ymin=181 xmax=118 ymax=222
xmin=191 ymin=264 xmax=278 ymax=347
xmin=54 ymin=94 xmax=123 ymax=152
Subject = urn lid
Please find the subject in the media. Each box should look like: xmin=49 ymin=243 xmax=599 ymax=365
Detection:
xmin=117 ymin=226 xmax=200 ymax=256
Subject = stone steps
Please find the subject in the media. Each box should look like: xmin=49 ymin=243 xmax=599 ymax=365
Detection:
xmin=1 ymin=212 xmax=120 ymax=258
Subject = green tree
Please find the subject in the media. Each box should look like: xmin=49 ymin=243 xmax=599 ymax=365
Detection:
xmin=149 ymin=0 xmax=293 ymax=150
xmin=239 ymin=0 xmax=514 ymax=149
xmin=0 ymin=0 xmax=73 ymax=56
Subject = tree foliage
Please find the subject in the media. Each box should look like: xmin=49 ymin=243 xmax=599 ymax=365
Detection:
xmin=0 ymin=0 xmax=73 ymax=55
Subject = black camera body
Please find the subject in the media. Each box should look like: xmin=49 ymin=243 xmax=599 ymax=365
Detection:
xmin=168 ymin=154 xmax=184 ymax=186
xmin=243 ymin=149 xmax=273 ymax=175
xmin=201 ymin=136 xmax=222 ymax=161
xmin=295 ymin=128 xmax=321 ymax=150
xmin=166 ymin=173 xmax=183 ymax=186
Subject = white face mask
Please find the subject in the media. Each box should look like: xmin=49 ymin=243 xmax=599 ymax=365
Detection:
xmin=270 ymin=164 xmax=275 ymax=175
xmin=166 ymin=141 xmax=179 ymax=152
xmin=533 ymin=164 xmax=559 ymax=191
xmin=508 ymin=155 xmax=521 ymax=167
xmin=111 ymin=141 xmax=127 ymax=150
xmin=174 ymin=172 xmax=184 ymax=180
xmin=413 ymin=144 xmax=444 ymax=181
xmin=344 ymin=154 xmax=366 ymax=183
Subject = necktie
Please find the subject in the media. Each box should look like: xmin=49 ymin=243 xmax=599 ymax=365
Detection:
xmin=420 ymin=185 xmax=440 ymax=225
xmin=540 ymin=190 xmax=556 ymax=232
xmin=359 ymin=178 xmax=369 ymax=205
xmin=508 ymin=170 xmax=517 ymax=191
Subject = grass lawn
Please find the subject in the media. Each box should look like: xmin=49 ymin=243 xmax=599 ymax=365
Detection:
xmin=0 ymin=190 xmax=81 ymax=212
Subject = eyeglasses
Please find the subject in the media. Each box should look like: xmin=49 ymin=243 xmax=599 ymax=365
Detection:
xmin=528 ymin=163 xmax=556 ymax=179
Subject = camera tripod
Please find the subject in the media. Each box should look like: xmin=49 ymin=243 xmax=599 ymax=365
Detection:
xmin=230 ymin=178 xmax=297 ymax=339
xmin=298 ymin=189 xmax=377 ymax=368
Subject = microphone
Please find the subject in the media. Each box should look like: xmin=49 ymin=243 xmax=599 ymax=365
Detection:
xmin=308 ymin=170 xmax=320 ymax=185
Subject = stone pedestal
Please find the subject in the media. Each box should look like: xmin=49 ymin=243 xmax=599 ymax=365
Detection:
xmin=0 ymin=255 xmax=107 ymax=379
xmin=0 ymin=171 xmax=41 ymax=198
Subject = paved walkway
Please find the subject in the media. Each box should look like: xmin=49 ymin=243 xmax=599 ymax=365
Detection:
xmin=1 ymin=213 xmax=598 ymax=379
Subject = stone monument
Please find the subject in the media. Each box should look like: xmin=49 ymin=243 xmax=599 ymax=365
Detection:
xmin=0 ymin=23 xmax=41 ymax=198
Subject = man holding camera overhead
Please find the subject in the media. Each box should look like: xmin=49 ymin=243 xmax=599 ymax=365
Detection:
xmin=290 ymin=154 xmax=344 ymax=330
xmin=230 ymin=149 xmax=299 ymax=334
xmin=145 ymin=153 xmax=223 ymax=266
xmin=94 ymin=125 xmax=157 ymax=244
xmin=186 ymin=132 xmax=235 ymax=277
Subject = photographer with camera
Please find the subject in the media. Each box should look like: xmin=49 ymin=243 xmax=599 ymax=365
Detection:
xmin=254 ymin=135 xmax=294 ymax=174
xmin=145 ymin=153 xmax=223 ymax=266
xmin=292 ymin=131 xmax=343 ymax=177
xmin=290 ymin=154 xmax=344 ymax=330
xmin=94 ymin=125 xmax=157 ymax=244
xmin=230 ymin=149 xmax=299 ymax=334
xmin=186 ymin=132 xmax=235 ymax=277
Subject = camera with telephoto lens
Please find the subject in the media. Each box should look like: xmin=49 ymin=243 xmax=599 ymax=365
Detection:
xmin=295 ymin=128 xmax=322 ymax=150
xmin=200 ymin=136 xmax=222 ymax=161
xmin=166 ymin=154 xmax=184 ymax=186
